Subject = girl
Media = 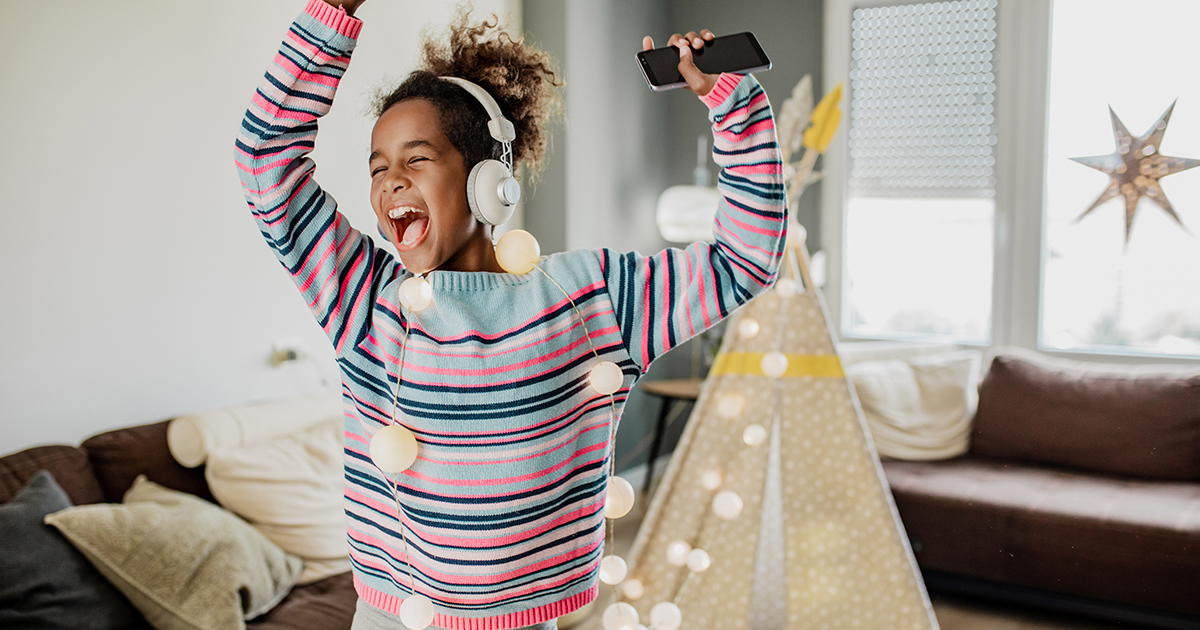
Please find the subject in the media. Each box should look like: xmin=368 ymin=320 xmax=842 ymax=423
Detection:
xmin=235 ymin=1 xmax=787 ymax=628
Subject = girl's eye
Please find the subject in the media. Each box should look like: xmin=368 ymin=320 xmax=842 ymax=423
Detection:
xmin=409 ymin=157 xmax=429 ymax=164
xmin=371 ymin=167 xmax=385 ymax=177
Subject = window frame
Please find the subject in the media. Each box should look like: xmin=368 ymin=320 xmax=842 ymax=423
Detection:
xmin=821 ymin=0 xmax=1197 ymax=365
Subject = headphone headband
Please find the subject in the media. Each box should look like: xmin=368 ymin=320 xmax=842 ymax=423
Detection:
xmin=439 ymin=77 xmax=517 ymax=144
xmin=438 ymin=76 xmax=521 ymax=226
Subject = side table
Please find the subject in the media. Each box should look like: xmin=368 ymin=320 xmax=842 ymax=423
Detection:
xmin=636 ymin=378 xmax=703 ymax=495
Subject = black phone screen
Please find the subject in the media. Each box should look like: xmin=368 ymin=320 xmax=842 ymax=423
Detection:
xmin=638 ymin=32 xmax=770 ymax=88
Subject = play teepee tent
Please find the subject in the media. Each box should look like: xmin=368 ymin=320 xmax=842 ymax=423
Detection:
xmin=617 ymin=226 xmax=939 ymax=630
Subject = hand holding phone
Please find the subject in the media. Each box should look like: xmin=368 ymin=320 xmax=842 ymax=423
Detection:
xmin=638 ymin=30 xmax=771 ymax=93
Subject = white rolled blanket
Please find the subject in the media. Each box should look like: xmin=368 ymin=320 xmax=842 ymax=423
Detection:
xmin=167 ymin=393 xmax=342 ymax=468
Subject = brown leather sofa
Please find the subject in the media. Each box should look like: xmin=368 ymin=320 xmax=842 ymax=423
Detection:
xmin=0 ymin=420 xmax=357 ymax=630
xmin=881 ymin=349 xmax=1200 ymax=629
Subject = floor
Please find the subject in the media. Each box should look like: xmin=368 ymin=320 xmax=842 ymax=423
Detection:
xmin=560 ymin=487 xmax=1134 ymax=630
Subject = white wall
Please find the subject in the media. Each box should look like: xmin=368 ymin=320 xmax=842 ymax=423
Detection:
xmin=0 ymin=0 xmax=519 ymax=452
xmin=563 ymin=0 xmax=670 ymax=254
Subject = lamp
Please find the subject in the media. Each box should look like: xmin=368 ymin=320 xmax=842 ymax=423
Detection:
xmin=656 ymin=136 xmax=721 ymax=243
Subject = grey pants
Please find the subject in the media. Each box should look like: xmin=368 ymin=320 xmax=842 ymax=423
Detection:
xmin=352 ymin=599 xmax=559 ymax=630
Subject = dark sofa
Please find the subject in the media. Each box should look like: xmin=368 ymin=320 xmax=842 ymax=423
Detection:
xmin=881 ymin=350 xmax=1200 ymax=629
xmin=0 ymin=420 xmax=357 ymax=630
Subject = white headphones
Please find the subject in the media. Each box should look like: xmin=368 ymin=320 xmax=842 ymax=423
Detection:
xmin=440 ymin=77 xmax=521 ymax=226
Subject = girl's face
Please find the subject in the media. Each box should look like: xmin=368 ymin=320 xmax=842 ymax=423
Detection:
xmin=369 ymin=99 xmax=491 ymax=274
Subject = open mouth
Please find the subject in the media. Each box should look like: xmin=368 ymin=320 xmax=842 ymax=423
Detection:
xmin=387 ymin=206 xmax=430 ymax=251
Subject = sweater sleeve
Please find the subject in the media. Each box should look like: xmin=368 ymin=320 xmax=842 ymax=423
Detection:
xmin=234 ymin=0 xmax=383 ymax=356
xmin=599 ymin=73 xmax=788 ymax=371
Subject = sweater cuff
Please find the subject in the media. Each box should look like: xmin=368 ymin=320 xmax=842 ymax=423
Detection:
xmin=699 ymin=73 xmax=745 ymax=109
xmin=305 ymin=0 xmax=363 ymax=39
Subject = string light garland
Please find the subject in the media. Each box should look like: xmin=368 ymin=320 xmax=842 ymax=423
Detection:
xmin=359 ymin=229 xmax=638 ymax=630
xmin=736 ymin=316 xmax=760 ymax=339
xmin=369 ymin=229 xmax=804 ymax=629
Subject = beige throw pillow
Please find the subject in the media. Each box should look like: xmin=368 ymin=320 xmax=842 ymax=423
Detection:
xmin=846 ymin=350 xmax=981 ymax=460
xmin=204 ymin=419 xmax=350 ymax=584
xmin=44 ymin=476 xmax=302 ymax=630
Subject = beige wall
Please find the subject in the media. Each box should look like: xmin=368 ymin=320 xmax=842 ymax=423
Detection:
xmin=0 ymin=0 xmax=518 ymax=451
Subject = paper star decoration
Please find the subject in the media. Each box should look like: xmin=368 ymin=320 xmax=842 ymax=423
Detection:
xmin=1071 ymin=102 xmax=1200 ymax=242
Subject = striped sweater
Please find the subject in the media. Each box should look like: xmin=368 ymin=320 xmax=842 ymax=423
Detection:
xmin=234 ymin=2 xmax=787 ymax=628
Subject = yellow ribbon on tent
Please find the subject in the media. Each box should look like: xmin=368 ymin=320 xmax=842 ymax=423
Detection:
xmin=710 ymin=352 xmax=845 ymax=378
xmin=802 ymin=83 xmax=843 ymax=154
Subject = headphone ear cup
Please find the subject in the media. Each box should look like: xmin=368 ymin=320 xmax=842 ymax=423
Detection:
xmin=467 ymin=159 xmax=519 ymax=226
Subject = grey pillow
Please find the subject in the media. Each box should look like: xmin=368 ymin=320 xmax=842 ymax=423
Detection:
xmin=0 ymin=470 xmax=142 ymax=630
xmin=44 ymin=475 xmax=303 ymax=630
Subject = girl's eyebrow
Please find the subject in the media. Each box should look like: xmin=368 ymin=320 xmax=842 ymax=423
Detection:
xmin=368 ymin=140 xmax=438 ymax=165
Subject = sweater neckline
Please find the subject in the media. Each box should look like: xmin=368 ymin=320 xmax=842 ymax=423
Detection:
xmin=422 ymin=268 xmax=535 ymax=291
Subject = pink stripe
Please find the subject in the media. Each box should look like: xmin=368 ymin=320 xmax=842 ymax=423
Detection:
xmin=406 ymin=440 xmax=608 ymax=488
xmin=730 ymin=162 xmax=784 ymax=175
xmin=659 ymin=250 xmax=671 ymax=355
xmin=420 ymin=406 xmax=609 ymax=450
xmin=402 ymin=501 xmax=603 ymax=550
xmin=641 ymin=256 xmax=653 ymax=367
xmin=696 ymin=246 xmax=713 ymax=328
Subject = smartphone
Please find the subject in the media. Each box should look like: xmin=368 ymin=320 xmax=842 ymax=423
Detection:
xmin=636 ymin=32 xmax=771 ymax=91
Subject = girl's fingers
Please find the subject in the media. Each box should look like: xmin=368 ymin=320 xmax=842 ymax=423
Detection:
xmin=663 ymin=30 xmax=716 ymax=50
xmin=642 ymin=35 xmax=654 ymax=51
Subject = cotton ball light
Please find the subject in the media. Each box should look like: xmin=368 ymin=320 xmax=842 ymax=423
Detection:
xmin=599 ymin=555 xmax=628 ymax=585
xmin=590 ymin=361 xmax=624 ymax=395
xmin=621 ymin=578 xmax=645 ymax=600
xmin=604 ymin=476 xmax=635 ymax=519
xmin=649 ymin=602 xmax=683 ymax=630
xmin=686 ymin=548 xmax=711 ymax=573
xmin=494 ymin=229 xmax=541 ymax=275
xmin=712 ymin=490 xmax=744 ymax=520
xmin=398 ymin=593 xmax=435 ymax=630
xmin=742 ymin=423 xmax=768 ymax=446
xmin=602 ymin=602 xmax=640 ymax=630
xmin=761 ymin=351 xmax=788 ymax=378
xmin=699 ymin=469 xmax=722 ymax=491
xmin=775 ymin=277 xmax=799 ymax=298
xmin=665 ymin=540 xmax=691 ymax=566
xmin=716 ymin=393 xmax=744 ymax=420
xmin=370 ymin=425 xmax=419 ymax=473
xmin=398 ymin=276 xmax=433 ymax=312
xmin=737 ymin=316 xmax=760 ymax=339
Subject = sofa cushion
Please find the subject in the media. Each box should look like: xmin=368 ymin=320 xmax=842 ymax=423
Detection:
xmin=205 ymin=419 xmax=349 ymax=585
xmin=0 ymin=445 xmax=106 ymax=506
xmin=846 ymin=350 xmax=980 ymax=460
xmin=883 ymin=457 xmax=1200 ymax=614
xmin=0 ymin=471 xmax=145 ymax=629
xmin=82 ymin=421 xmax=215 ymax=503
xmin=44 ymin=476 xmax=303 ymax=630
xmin=972 ymin=349 xmax=1200 ymax=480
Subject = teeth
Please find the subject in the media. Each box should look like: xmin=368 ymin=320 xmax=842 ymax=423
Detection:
xmin=388 ymin=206 xmax=423 ymax=219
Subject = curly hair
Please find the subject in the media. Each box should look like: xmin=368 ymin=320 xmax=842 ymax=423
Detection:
xmin=374 ymin=6 xmax=563 ymax=184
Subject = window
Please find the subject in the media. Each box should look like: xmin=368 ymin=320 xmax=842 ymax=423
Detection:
xmin=1041 ymin=0 xmax=1200 ymax=356
xmin=842 ymin=1 xmax=997 ymax=344
xmin=824 ymin=0 xmax=1200 ymax=359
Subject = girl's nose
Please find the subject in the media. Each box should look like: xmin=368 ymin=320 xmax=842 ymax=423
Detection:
xmin=384 ymin=170 xmax=410 ymax=192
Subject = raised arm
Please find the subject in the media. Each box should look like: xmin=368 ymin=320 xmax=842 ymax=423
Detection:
xmin=601 ymin=43 xmax=787 ymax=369
xmin=234 ymin=0 xmax=385 ymax=356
